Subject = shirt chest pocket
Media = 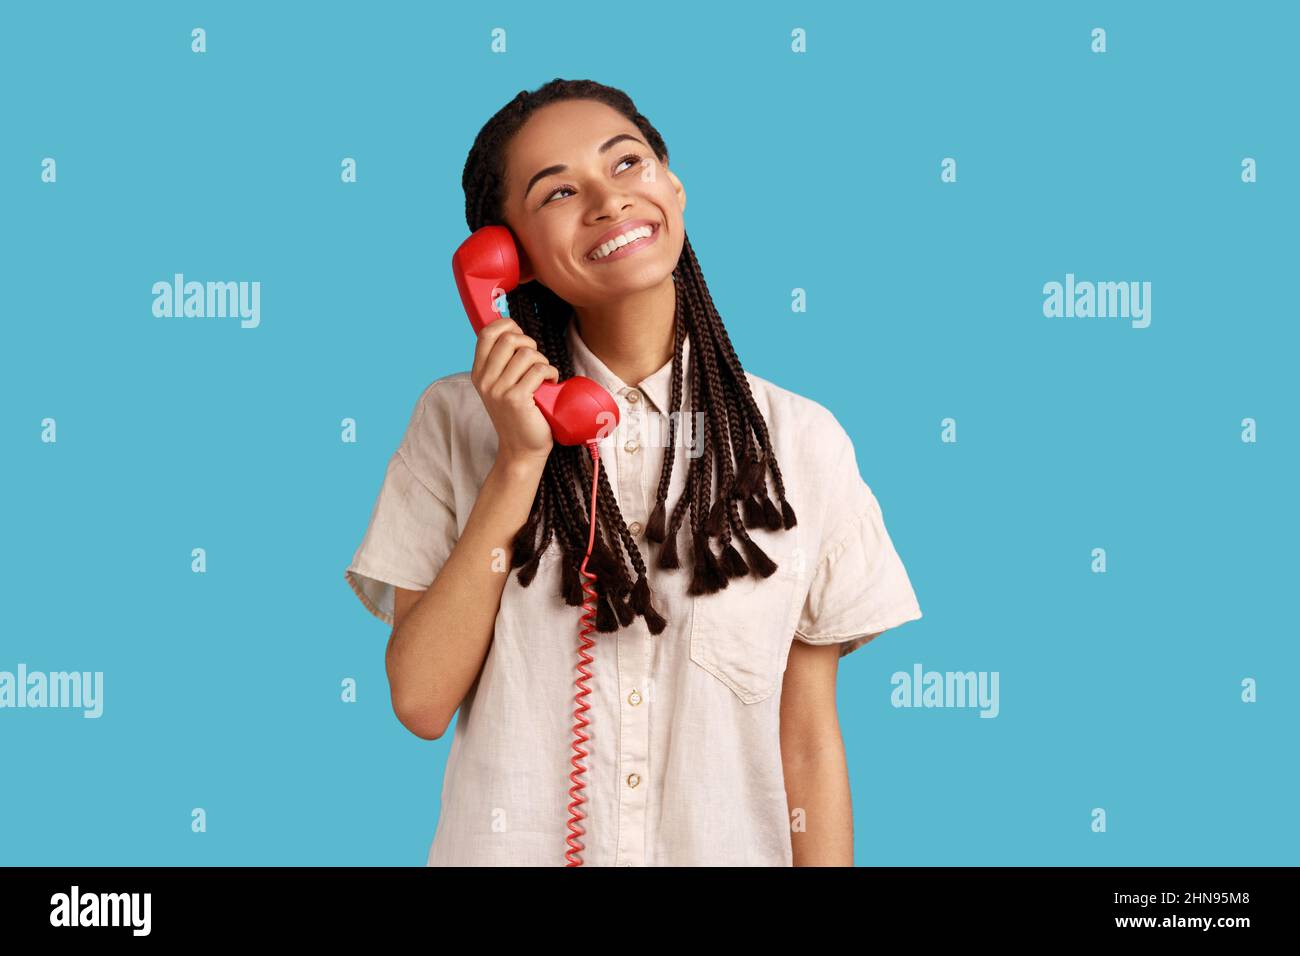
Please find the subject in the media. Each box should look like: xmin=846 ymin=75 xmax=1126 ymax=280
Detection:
xmin=688 ymin=541 xmax=805 ymax=705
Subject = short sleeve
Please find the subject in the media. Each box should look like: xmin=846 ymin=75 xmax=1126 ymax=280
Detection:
xmin=344 ymin=384 xmax=460 ymax=627
xmin=794 ymin=417 xmax=922 ymax=657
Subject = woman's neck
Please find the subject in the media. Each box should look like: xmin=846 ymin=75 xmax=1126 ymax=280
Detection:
xmin=571 ymin=277 xmax=677 ymax=385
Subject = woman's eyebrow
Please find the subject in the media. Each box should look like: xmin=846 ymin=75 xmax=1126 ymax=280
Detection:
xmin=523 ymin=133 xmax=648 ymax=201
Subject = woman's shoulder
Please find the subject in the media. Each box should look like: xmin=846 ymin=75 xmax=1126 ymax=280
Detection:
xmin=397 ymin=371 xmax=496 ymax=497
xmin=412 ymin=370 xmax=478 ymax=411
xmin=409 ymin=370 xmax=493 ymax=421
xmin=400 ymin=371 xmax=481 ymax=442
xmin=740 ymin=369 xmax=851 ymax=458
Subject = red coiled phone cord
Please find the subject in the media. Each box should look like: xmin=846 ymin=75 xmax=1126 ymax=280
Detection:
xmin=564 ymin=439 xmax=602 ymax=867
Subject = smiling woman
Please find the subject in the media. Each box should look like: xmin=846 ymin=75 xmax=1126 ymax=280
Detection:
xmin=489 ymin=95 xmax=691 ymax=317
xmin=460 ymin=85 xmax=797 ymax=631
xmin=344 ymin=78 xmax=923 ymax=867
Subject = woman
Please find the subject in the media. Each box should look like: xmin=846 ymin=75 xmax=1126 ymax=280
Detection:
xmin=344 ymin=79 xmax=923 ymax=866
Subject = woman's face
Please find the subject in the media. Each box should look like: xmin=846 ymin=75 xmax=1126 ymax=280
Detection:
xmin=500 ymin=98 xmax=686 ymax=309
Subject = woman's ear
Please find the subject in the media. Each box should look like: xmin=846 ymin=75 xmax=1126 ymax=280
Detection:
xmin=516 ymin=239 xmax=537 ymax=285
xmin=667 ymin=167 xmax=686 ymax=215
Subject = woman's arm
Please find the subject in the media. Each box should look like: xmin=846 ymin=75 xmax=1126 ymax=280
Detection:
xmin=385 ymin=455 xmax=546 ymax=740
xmin=386 ymin=317 xmax=562 ymax=741
xmin=780 ymin=639 xmax=857 ymax=866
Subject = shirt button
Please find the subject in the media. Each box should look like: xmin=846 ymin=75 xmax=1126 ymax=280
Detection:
xmin=628 ymin=521 xmax=643 ymax=537
xmin=627 ymin=390 xmax=640 ymax=403
xmin=627 ymin=689 xmax=642 ymax=706
xmin=626 ymin=773 xmax=641 ymax=789
xmin=624 ymin=439 xmax=639 ymax=453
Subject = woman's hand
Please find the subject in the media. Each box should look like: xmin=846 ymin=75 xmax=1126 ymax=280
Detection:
xmin=470 ymin=317 xmax=561 ymax=470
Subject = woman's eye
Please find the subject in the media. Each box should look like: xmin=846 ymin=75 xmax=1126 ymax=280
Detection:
xmin=541 ymin=155 xmax=644 ymax=206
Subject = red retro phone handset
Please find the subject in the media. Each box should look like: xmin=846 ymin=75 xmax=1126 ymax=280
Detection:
xmin=452 ymin=225 xmax=619 ymax=867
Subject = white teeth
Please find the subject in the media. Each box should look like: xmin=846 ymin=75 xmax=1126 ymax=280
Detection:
xmin=588 ymin=225 xmax=654 ymax=260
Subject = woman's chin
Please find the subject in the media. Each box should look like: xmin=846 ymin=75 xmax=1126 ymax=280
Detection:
xmin=575 ymin=263 xmax=674 ymax=299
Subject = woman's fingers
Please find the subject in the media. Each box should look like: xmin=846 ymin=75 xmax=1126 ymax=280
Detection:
xmin=494 ymin=345 xmax=555 ymax=399
xmin=471 ymin=318 xmax=538 ymax=391
xmin=468 ymin=318 xmax=560 ymax=463
xmin=507 ymin=360 xmax=560 ymax=404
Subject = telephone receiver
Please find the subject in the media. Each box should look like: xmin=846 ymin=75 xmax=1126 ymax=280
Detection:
xmin=453 ymin=224 xmax=613 ymax=867
xmin=452 ymin=225 xmax=619 ymax=447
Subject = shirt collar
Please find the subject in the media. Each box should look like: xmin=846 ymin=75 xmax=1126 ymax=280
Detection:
xmin=565 ymin=313 xmax=687 ymax=415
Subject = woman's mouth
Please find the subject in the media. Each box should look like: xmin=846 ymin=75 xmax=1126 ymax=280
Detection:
xmin=585 ymin=222 xmax=660 ymax=265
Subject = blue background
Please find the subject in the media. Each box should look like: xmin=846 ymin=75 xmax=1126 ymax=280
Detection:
xmin=1 ymin=0 xmax=1295 ymax=865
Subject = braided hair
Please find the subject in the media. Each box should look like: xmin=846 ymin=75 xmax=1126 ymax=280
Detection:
xmin=461 ymin=78 xmax=797 ymax=635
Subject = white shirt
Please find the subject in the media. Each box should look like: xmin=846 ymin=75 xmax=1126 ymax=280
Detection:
xmin=345 ymin=315 xmax=923 ymax=866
